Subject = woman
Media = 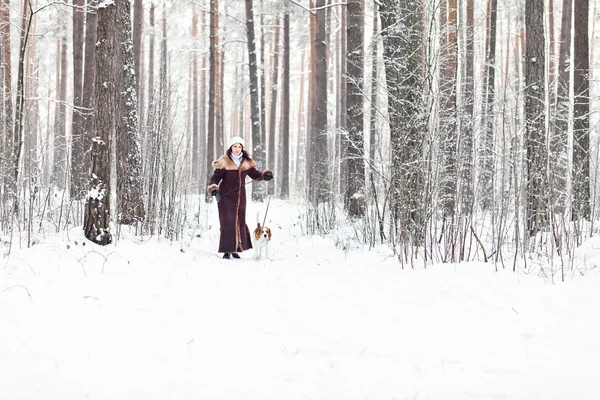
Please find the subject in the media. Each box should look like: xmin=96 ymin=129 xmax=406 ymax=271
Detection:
xmin=207 ymin=136 xmax=273 ymax=259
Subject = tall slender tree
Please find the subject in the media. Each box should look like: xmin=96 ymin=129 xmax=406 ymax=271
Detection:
xmin=280 ymin=9 xmax=290 ymax=199
xmin=52 ymin=34 xmax=68 ymax=190
xmin=345 ymin=0 xmax=365 ymax=216
xmin=479 ymin=0 xmax=498 ymax=210
xmin=205 ymin=0 xmax=217 ymax=200
xmin=245 ymin=0 xmax=266 ymax=201
xmin=115 ymin=0 xmax=145 ymax=225
xmin=85 ymin=0 xmax=120 ymax=245
xmin=71 ymin=0 xmax=86 ymax=199
xmin=524 ymin=0 xmax=548 ymax=237
xmin=439 ymin=0 xmax=458 ymax=218
xmin=82 ymin=0 xmax=98 ymax=175
xmin=308 ymin=0 xmax=329 ymax=205
xmin=551 ymin=0 xmax=571 ymax=213
xmin=572 ymin=0 xmax=590 ymax=222
xmin=267 ymin=17 xmax=280 ymax=196
xmin=1 ymin=0 xmax=13 ymax=208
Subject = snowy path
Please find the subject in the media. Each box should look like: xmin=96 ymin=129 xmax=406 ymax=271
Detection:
xmin=1 ymin=200 xmax=600 ymax=399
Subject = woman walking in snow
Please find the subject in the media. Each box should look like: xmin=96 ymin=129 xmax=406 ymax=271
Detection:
xmin=207 ymin=136 xmax=273 ymax=259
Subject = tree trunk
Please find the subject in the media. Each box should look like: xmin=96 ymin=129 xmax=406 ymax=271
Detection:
xmin=344 ymin=0 xmax=365 ymax=216
xmin=439 ymin=0 xmax=458 ymax=218
xmin=280 ymin=11 xmax=290 ymax=199
xmin=84 ymin=0 xmax=119 ymax=245
xmin=52 ymin=35 xmax=68 ymax=190
xmin=191 ymin=7 xmax=199 ymax=191
xmin=572 ymin=0 xmax=590 ymax=222
xmin=82 ymin=0 xmax=98 ymax=187
xmin=268 ymin=17 xmax=280 ymax=196
xmin=116 ymin=0 xmax=145 ymax=225
xmin=1 ymin=0 xmax=13 ymax=209
xmin=551 ymin=0 xmax=571 ymax=214
xmin=205 ymin=0 xmax=217 ymax=200
xmin=459 ymin=0 xmax=475 ymax=215
xmin=380 ymin=0 xmax=426 ymax=251
xmin=525 ymin=0 xmax=548 ymax=237
xmin=133 ymin=0 xmax=143 ymax=101
xmin=479 ymin=0 xmax=497 ymax=210
xmin=245 ymin=0 xmax=266 ymax=201
xmin=308 ymin=0 xmax=329 ymax=205
xmin=71 ymin=0 xmax=86 ymax=199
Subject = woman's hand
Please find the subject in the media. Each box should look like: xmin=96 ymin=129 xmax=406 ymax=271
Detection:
xmin=263 ymin=170 xmax=273 ymax=181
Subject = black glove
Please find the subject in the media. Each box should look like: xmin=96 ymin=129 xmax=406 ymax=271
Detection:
xmin=264 ymin=172 xmax=273 ymax=181
xmin=211 ymin=189 xmax=218 ymax=196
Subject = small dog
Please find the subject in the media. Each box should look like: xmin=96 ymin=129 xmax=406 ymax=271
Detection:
xmin=252 ymin=220 xmax=272 ymax=260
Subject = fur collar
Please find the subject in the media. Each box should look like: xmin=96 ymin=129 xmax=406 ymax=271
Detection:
xmin=212 ymin=155 xmax=257 ymax=171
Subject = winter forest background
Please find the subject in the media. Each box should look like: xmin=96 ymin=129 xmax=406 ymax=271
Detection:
xmin=0 ymin=0 xmax=598 ymax=274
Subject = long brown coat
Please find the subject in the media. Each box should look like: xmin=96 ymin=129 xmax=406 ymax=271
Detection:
xmin=207 ymin=154 xmax=271 ymax=253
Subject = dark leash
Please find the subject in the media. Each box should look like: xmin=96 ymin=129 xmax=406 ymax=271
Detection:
xmin=262 ymin=195 xmax=272 ymax=227
xmin=215 ymin=178 xmax=259 ymax=202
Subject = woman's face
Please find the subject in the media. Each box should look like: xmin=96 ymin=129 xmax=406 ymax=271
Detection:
xmin=231 ymin=143 xmax=243 ymax=155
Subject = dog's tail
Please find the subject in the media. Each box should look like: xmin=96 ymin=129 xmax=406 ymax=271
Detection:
xmin=256 ymin=211 xmax=261 ymax=229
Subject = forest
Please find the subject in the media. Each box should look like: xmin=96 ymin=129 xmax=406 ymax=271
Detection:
xmin=0 ymin=0 xmax=597 ymax=273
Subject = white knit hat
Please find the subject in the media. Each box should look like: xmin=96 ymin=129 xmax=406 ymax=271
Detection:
xmin=228 ymin=136 xmax=245 ymax=149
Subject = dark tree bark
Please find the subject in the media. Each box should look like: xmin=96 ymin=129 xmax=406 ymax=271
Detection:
xmin=133 ymin=0 xmax=143 ymax=100
xmin=459 ymin=0 xmax=475 ymax=215
xmin=439 ymin=0 xmax=458 ymax=218
xmin=268 ymin=17 xmax=280 ymax=196
xmin=245 ymin=0 xmax=266 ymax=201
xmin=280 ymin=11 xmax=290 ymax=199
xmin=1 ymin=0 xmax=13 ymax=206
xmin=551 ymin=0 xmax=572 ymax=214
xmin=84 ymin=1 xmax=119 ymax=245
xmin=82 ymin=0 xmax=98 ymax=181
xmin=524 ymin=0 xmax=548 ymax=236
xmin=344 ymin=0 xmax=365 ymax=216
xmin=205 ymin=0 xmax=217 ymax=200
xmin=379 ymin=0 xmax=426 ymax=249
xmin=572 ymin=0 xmax=590 ymax=221
xmin=308 ymin=0 xmax=329 ymax=205
xmin=10 ymin=0 xmax=33 ymax=214
xmin=115 ymin=0 xmax=145 ymax=225
xmin=70 ymin=0 xmax=86 ymax=199
xmin=479 ymin=0 xmax=497 ymax=210
xmin=191 ymin=8 xmax=200 ymax=190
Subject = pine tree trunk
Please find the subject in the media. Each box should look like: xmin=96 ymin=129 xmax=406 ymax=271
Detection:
xmin=267 ymin=17 xmax=280 ymax=196
xmin=116 ymin=0 xmax=145 ymax=225
xmin=191 ymin=8 xmax=200 ymax=191
xmin=82 ymin=0 xmax=98 ymax=189
xmin=205 ymin=0 xmax=217 ymax=200
xmin=245 ymin=0 xmax=266 ymax=201
xmin=572 ymin=0 xmax=590 ymax=222
xmin=84 ymin=0 xmax=119 ymax=245
xmin=380 ymin=0 xmax=426 ymax=251
xmin=459 ymin=0 xmax=475 ymax=215
xmin=308 ymin=0 xmax=329 ymax=205
xmin=71 ymin=0 xmax=86 ymax=199
xmin=52 ymin=35 xmax=68 ymax=190
xmin=345 ymin=0 xmax=365 ymax=216
xmin=479 ymin=0 xmax=497 ymax=210
xmin=280 ymin=11 xmax=290 ymax=199
xmin=551 ymin=0 xmax=571 ymax=214
xmin=524 ymin=0 xmax=548 ymax=236
xmin=1 ymin=0 xmax=13 ymax=210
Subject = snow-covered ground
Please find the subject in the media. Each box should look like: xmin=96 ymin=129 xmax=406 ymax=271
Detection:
xmin=2 ymin=199 xmax=600 ymax=399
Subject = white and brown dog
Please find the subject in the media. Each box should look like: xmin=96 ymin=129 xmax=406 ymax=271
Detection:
xmin=252 ymin=221 xmax=272 ymax=260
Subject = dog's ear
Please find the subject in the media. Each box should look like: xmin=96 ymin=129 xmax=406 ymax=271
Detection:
xmin=267 ymin=228 xmax=272 ymax=240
